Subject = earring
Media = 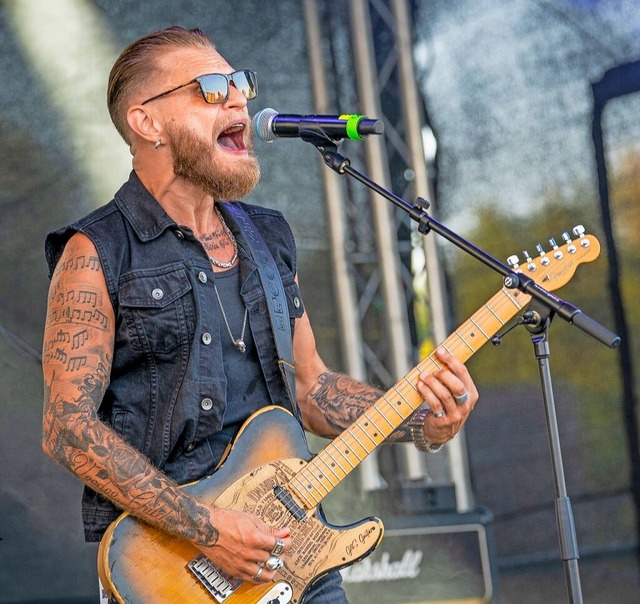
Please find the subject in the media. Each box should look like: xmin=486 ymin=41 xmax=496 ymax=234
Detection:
xmin=154 ymin=139 xmax=162 ymax=149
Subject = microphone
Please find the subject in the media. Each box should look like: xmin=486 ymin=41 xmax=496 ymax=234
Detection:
xmin=252 ymin=107 xmax=384 ymax=143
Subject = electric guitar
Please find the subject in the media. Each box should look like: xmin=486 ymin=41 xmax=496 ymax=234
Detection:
xmin=98 ymin=228 xmax=600 ymax=603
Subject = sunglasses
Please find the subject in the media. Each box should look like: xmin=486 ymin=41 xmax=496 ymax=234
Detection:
xmin=140 ymin=69 xmax=258 ymax=105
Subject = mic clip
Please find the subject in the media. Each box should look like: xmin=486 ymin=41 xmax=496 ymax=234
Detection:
xmin=490 ymin=310 xmax=541 ymax=346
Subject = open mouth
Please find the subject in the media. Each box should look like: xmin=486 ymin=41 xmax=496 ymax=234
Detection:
xmin=217 ymin=123 xmax=247 ymax=151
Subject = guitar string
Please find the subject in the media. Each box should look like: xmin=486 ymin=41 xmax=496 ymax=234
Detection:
xmin=291 ymin=286 xmax=534 ymax=504
xmin=290 ymin=249 xmax=592 ymax=502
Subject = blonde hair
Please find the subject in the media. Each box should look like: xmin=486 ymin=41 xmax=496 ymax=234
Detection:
xmin=107 ymin=26 xmax=215 ymax=143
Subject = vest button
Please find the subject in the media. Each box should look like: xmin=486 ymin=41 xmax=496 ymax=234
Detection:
xmin=293 ymin=296 xmax=301 ymax=308
xmin=198 ymin=271 xmax=208 ymax=284
xmin=152 ymin=288 xmax=164 ymax=300
xmin=174 ymin=230 xmax=185 ymax=239
xmin=200 ymin=398 xmax=213 ymax=411
xmin=185 ymin=443 xmax=196 ymax=452
xmin=202 ymin=332 xmax=212 ymax=345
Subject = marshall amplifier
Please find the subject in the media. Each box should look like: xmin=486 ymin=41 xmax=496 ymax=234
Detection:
xmin=340 ymin=508 xmax=497 ymax=603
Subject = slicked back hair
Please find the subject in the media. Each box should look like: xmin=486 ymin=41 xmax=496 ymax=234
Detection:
xmin=107 ymin=26 xmax=215 ymax=143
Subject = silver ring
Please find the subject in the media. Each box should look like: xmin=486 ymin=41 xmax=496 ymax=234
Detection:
xmin=432 ymin=410 xmax=445 ymax=418
xmin=453 ymin=390 xmax=469 ymax=404
xmin=252 ymin=565 xmax=264 ymax=581
xmin=265 ymin=555 xmax=281 ymax=571
xmin=271 ymin=537 xmax=285 ymax=556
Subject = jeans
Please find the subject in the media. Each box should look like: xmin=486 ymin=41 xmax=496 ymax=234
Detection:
xmin=304 ymin=571 xmax=349 ymax=603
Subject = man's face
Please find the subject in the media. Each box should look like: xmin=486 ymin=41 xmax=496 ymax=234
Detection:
xmin=144 ymin=47 xmax=260 ymax=200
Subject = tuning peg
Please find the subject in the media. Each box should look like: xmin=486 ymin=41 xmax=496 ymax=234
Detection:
xmin=562 ymin=231 xmax=577 ymax=254
xmin=507 ymin=255 xmax=520 ymax=270
xmin=536 ymin=243 xmax=550 ymax=266
xmin=549 ymin=237 xmax=563 ymax=260
xmin=572 ymin=225 xmax=591 ymax=248
xmin=522 ymin=250 xmax=536 ymax=272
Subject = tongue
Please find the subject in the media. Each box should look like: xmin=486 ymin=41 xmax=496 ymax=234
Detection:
xmin=218 ymin=133 xmax=239 ymax=150
xmin=218 ymin=128 xmax=246 ymax=151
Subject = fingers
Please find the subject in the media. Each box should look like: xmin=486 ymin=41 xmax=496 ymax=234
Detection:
xmin=419 ymin=348 xmax=478 ymax=412
xmin=416 ymin=348 xmax=479 ymax=443
xmin=200 ymin=510 xmax=292 ymax=584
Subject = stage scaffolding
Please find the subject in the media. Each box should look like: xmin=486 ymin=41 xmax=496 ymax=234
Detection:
xmin=302 ymin=0 xmax=473 ymax=511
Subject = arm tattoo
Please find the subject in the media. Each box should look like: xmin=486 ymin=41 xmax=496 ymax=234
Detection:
xmin=43 ymin=251 xmax=220 ymax=548
xmin=309 ymin=370 xmax=417 ymax=443
xmin=310 ymin=371 xmax=382 ymax=434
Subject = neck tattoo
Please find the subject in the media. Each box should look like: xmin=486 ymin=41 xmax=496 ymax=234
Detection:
xmin=208 ymin=205 xmax=239 ymax=269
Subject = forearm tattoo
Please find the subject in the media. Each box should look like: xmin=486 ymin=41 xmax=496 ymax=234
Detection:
xmin=43 ymin=250 xmax=219 ymax=548
xmin=310 ymin=371 xmax=382 ymax=435
xmin=309 ymin=370 xmax=417 ymax=442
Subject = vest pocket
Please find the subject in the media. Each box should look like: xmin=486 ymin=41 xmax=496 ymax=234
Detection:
xmin=118 ymin=265 xmax=194 ymax=354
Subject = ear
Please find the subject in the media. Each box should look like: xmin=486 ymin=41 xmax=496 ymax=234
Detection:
xmin=126 ymin=104 xmax=163 ymax=145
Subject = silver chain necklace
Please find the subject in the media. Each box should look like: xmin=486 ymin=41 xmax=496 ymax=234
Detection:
xmin=214 ymin=283 xmax=248 ymax=352
xmin=208 ymin=205 xmax=238 ymax=269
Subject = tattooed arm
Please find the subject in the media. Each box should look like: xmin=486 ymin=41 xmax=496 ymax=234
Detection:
xmin=42 ymin=232 xmax=289 ymax=582
xmin=293 ymin=307 xmax=478 ymax=445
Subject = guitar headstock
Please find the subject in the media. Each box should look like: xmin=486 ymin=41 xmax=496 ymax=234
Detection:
xmin=506 ymin=225 xmax=600 ymax=292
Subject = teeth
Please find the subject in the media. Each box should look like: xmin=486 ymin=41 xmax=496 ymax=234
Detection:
xmin=221 ymin=123 xmax=244 ymax=135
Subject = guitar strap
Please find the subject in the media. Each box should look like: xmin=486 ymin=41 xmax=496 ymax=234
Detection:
xmin=220 ymin=203 xmax=299 ymax=418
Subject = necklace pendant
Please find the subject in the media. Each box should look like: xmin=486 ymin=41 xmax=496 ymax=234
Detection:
xmin=234 ymin=339 xmax=246 ymax=353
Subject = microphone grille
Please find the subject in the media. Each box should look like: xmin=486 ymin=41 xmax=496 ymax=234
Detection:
xmin=252 ymin=107 xmax=278 ymax=143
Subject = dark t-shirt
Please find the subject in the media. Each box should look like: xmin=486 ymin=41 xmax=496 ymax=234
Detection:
xmin=206 ymin=264 xmax=271 ymax=465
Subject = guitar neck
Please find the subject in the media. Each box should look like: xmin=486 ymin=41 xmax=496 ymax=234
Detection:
xmin=287 ymin=284 xmax=532 ymax=508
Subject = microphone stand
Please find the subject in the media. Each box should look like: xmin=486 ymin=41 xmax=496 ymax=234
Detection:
xmin=306 ymin=136 xmax=620 ymax=604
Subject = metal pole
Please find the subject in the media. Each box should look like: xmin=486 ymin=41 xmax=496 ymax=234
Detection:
xmin=349 ymin=0 xmax=427 ymax=481
xmin=391 ymin=0 xmax=474 ymax=510
xmin=302 ymin=0 xmax=385 ymax=490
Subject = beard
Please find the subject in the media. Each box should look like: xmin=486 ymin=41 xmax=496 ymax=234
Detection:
xmin=166 ymin=122 xmax=261 ymax=200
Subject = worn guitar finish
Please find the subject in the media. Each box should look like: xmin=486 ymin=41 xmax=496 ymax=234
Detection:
xmin=99 ymin=231 xmax=600 ymax=603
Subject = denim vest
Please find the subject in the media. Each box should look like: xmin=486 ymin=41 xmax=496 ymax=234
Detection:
xmin=45 ymin=171 xmax=305 ymax=541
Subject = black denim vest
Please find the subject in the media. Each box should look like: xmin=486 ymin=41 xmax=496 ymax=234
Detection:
xmin=45 ymin=171 xmax=305 ymax=540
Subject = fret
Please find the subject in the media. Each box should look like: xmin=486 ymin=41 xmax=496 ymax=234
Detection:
xmin=384 ymin=395 xmax=406 ymax=422
xmin=428 ymin=355 xmax=443 ymax=370
xmin=365 ymin=414 xmax=389 ymax=440
xmin=455 ymin=330 xmax=476 ymax=352
xmin=469 ymin=317 xmax=490 ymax=339
xmin=375 ymin=408 xmax=397 ymax=431
xmin=288 ymin=478 xmax=316 ymax=507
xmin=392 ymin=385 xmax=416 ymax=408
xmin=315 ymin=453 xmax=342 ymax=482
xmin=324 ymin=447 xmax=349 ymax=476
xmin=337 ymin=435 xmax=363 ymax=462
xmin=356 ymin=421 xmax=381 ymax=446
xmin=300 ymin=468 xmax=331 ymax=503
xmin=485 ymin=302 xmax=505 ymax=324
xmin=441 ymin=343 xmax=454 ymax=356
xmin=403 ymin=375 xmax=420 ymax=393
xmin=348 ymin=429 xmax=371 ymax=455
xmin=503 ymin=288 xmax=523 ymax=309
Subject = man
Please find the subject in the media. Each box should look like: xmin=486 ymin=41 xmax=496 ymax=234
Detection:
xmin=42 ymin=26 xmax=478 ymax=602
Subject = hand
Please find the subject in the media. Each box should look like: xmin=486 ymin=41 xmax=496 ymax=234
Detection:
xmin=198 ymin=508 xmax=291 ymax=584
xmin=416 ymin=348 xmax=478 ymax=445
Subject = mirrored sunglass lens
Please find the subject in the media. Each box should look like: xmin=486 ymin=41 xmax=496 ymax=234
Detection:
xmin=232 ymin=71 xmax=257 ymax=100
xmin=199 ymin=75 xmax=228 ymax=104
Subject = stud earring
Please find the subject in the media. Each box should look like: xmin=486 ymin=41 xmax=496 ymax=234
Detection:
xmin=154 ymin=139 xmax=162 ymax=149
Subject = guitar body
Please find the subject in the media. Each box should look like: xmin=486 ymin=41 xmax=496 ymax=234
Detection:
xmin=98 ymin=406 xmax=384 ymax=604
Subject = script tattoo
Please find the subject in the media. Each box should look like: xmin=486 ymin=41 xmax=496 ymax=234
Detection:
xmin=311 ymin=371 xmax=383 ymax=435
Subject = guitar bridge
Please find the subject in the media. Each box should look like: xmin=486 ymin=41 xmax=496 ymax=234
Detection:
xmin=187 ymin=554 xmax=241 ymax=602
